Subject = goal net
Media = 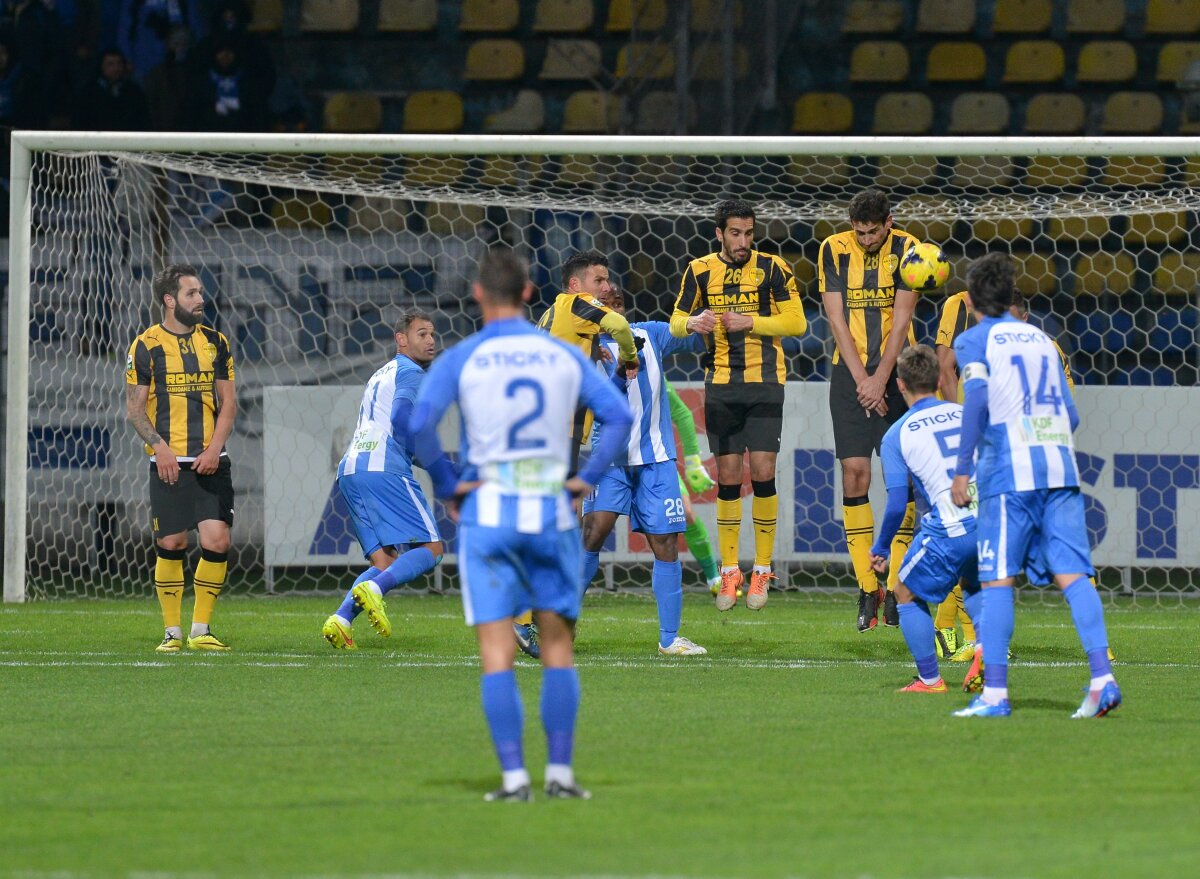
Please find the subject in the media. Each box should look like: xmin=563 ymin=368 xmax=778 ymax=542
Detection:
xmin=5 ymin=134 xmax=1199 ymax=604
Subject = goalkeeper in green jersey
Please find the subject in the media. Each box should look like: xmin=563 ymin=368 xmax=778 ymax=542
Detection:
xmin=666 ymin=383 xmax=723 ymax=593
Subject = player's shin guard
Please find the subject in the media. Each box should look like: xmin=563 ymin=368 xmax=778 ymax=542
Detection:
xmin=192 ymin=549 xmax=227 ymax=626
xmin=684 ymin=518 xmax=719 ymax=582
xmin=981 ymin=586 xmax=1015 ymax=698
xmin=842 ymin=496 xmax=877 ymax=593
xmin=581 ymin=550 xmax=601 ymax=594
xmin=751 ymin=480 xmax=778 ymax=569
xmin=154 ymin=548 xmax=186 ymax=630
xmin=337 ymin=566 xmax=380 ymax=621
xmin=885 ymin=501 xmax=915 ymax=593
xmin=897 ymin=598 xmax=940 ymax=683
xmin=481 ymin=670 xmax=525 ymax=773
xmin=652 ymin=560 xmax=683 ymax=648
xmin=541 ymin=667 xmax=580 ymax=772
xmin=716 ymin=484 xmax=742 ymax=569
xmin=374 ymin=546 xmax=437 ymax=595
xmin=1063 ymin=577 xmax=1114 ymax=682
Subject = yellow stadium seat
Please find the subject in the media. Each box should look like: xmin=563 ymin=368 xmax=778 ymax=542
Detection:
xmin=478 ymin=155 xmax=527 ymax=188
xmin=378 ymin=0 xmax=436 ymax=31
xmin=1024 ymin=93 xmax=1085 ymax=134
xmin=606 ymin=0 xmax=667 ymax=31
xmin=424 ymin=203 xmax=487 ymax=236
xmin=248 ymin=0 xmax=283 ymax=32
xmin=347 ymin=196 xmax=409 ymax=233
xmin=690 ymin=43 xmax=749 ymax=80
xmin=1146 ymin=0 xmax=1200 ymax=34
xmin=301 ymin=0 xmax=359 ymax=31
xmin=690 ymin=0 xmax=742 ymax=31
xmin=1101 ymin=92 xmax=1164 ymax=134
xmin=616 ymin=42 xmax=675 ymax=79
xmin=1157 ymin=42 xmax=1200 ymax=82
xmin=1066 ymin=0 xmax=1124 ymax=34
xmin=792 ymin=93 xmax=854 ymax=134
xmin=1182 ymin=157 xmax=1200 ymax=186
xmin=992 ymin=0 xmax=1051 ymax=33
xmin=951 ymin=156 xmax=1018 ymax=188
xmin=1154 ymin=252 xmax=1200 ymax=295
xmin=871 ymin=92 xmax=933 ymax=134
xmin=972 ymin=213 xmax=1034 ymax=244
xmin=465 ymin=39 xmax=525 ymax=80
xmin=1025 ymin=155 xmax=1089 ymax=188
xmin=915 ymin=0 xmax=975 ymax=33
xmin=784 ymin=254 xmax=818 ymax=293
xmin=842 ymin=1 xmax=905 ymax=33
xmin=404 ymin=156 xmax=468 ymax=188
xmin=948 ymin=93 xmax=1010 ymax=134
xmin=460 ymin=0 xmax=519 ymax=31
xmin=786 ymin=156 xmax=852 ymax=189
xmin=849 ymin=41 xmax=909 ymax=83
xmin=1077 ymin=41 xmax=1137 ymax=83
xmin=1046 ymin=201 xmax=1109 ymax=244
xmin=539 ymin=39 xmax=602 ymax=78
xmin=403 ymin=91 xmax=463 ymax=132
xmin=635 ymin=91 xmax=695 ymax=133
xmin=273 ymin=195 xmax=334 ymax=229
xmin=534 ymin=0 xmax=593 ymax=32
xmin=323 ymin=92 xmax=382 ymax=133
xmin=484 ymin=90 xmax=545 ymax=132
xmin=1101 ymin=156 xmax=1168 ymax=187
xmin=893 ymin=195 xmax=954 ymax=242
xmin=1074 ymin=252 xmax=1135 ymax=296
xmin=553 ymin=155 xmax=603 ymax=189
xmin=876 ymin=158 xmax=940 ymax=193
xmin=1002 ymin=41 xmax=1064 ymax=83
xmin=1014 ymin=253 xmax=1057 ymax=297
xmin=563 ymin=90 xmax=619 ymax=132
xmin=325 ymin=154 xmax=387 ymax=183
xmin=1124 ymin=212 xmax=1187 ymax=247
xmin=926 ymin=42 xmax=986 ymax=82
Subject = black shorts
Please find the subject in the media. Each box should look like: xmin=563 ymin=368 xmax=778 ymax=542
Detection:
xmin=149 ymin=458 xmax=235 ymax=536
xmin=829 ymin=361 xmax=908 ymax=460
xmin=704 ymin=383 xmax=785 ymax=456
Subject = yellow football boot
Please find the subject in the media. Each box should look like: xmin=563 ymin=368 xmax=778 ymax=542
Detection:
xmin=322 ymin=615 xmax=357 ymax=650
xmin=351 ymin=581 xmax=391 ymax=637
xmin=186 ymin=631 xmax=230 ymax=651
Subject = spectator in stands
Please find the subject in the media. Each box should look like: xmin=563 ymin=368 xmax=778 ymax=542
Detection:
xmin=144 ymin=24 xmax=189 ymax=129
xmin=184 ymin=34 xmax=269 ymax=131
xmin=117 ymin=0 xmax=203 ymax=82
xmin=73 ymin=48 xmax=149 ymax=130
xmin=2 ymin=0 xmax=65 ymax=125
xmin=193 ymin=0 xmax=274 ymax=98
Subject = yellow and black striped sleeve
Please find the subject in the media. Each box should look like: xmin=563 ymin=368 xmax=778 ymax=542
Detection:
xmin=569 ymin=294 xmax=608 ymax=325
xmin=127 ymin=338 xmax=152 ymax=386
xmin=936 ymin=291 xmax=971 ymax=349
xmin=670 ymin=260 xmax=708 ymax=336
xmin=213 ymin=329 xmax=234 ymax=382
xmin=751 ymin=254 xmax=807 ymax=337
xmin=817 ymin=238 xmax=845 ymax=297
xmin=1055 ymin=339 xmax=1075 ymax=390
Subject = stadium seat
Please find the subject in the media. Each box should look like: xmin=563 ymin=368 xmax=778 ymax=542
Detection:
xmin=786 ymin=156 xmax=852 ymax=188
xmin=563 ymin=90 xmax=619 ymax=132
xmin=892 ymin=194 xmax=953 ymax=240
xmin=1014 ymin=252 xmax=1057 ymax=296
xmin=554 ymin=155 xmax=603 ymax=188
xmin=1077 ymin=41 xmax=1137 ymax=83
xmin=690 ymin=0 xmax=742 ymax=31
xmin=1101 ymin=156 xmax=1168 ymax=187
xmin=460 ymin=0 xmax=519 ymax=31
xmin=533 ymin=0 xmax=593 ymax=32
xmin=483 ymin=89 xmax=545 ymax=132
xmin=324 ymin=154 xmax=387 ymax=183
xmin=915 ymin=0 xmax=974 ymax=33
xmin=871 ymin=92 xmax=933 ymax=134
xmin=378 ymin=0 xmax=436 ymax=30
xmin=403 ymin=91 xmax=464 ymax=132
xmin=950 ymin=155 xmax=1017 ymax=188
xmin=464 ymin=39 xmax=525 ymax=80
xmin=424 ymin=203 xmax=487 ymax=235
xmin=1025 ymin=155 xmax=1089 ymax=188
xmin=323 ymin=92 xmax=382 ymax=132
xmin=690 ymin=43 xmax=749 ymax=80
xmin=1101 ymin=92 xmax=1164 ymax=134
xmin=1047 ymin=203 xmax=1110 ymax=245
xmin=1155 ymin=252 xmax=1200 ymax=295
xmin=606 ymin=0 xmax=667 ymax=32
xmin=1157 ymin=42 xmax=1200 ymax=82
xmin=1066 ymin=0 xmax=1125 ymax=33
xmin=841 ymin=1 xmax=905 ymax=33
xmin=926 ymin=41 xmax=986 ymax=82
xmin=300 ymin=0 xmax=359 ymax=31
xmin=1124 ymin=211 xmax=1187 ymax=247
xmin=849 ymin=41 xmax=909 ymax=83
xmin=1148 ymin=308 xmax=1197 ymax=352
xmin=404 ymin=156 xmax=468 ymax=187
xmin=248 ymin=0 xmax=283 ymax=32
xmin=1146 ymin=0 xmax=1200 ymax=34
xmin=616 ymin=42 xmax=676 ymax=79
xmin=635 ymin=91 xmax=696 ymax=133
xmin=478 ymin=155 xmax=527 ymax=187
xmin=1024 ymin=93 xmax=1085 ymax=134
xmin=947 ymin=92 xmax=1010 ymax=133
xmin=347 ymin=195 xmax=409 ymax=233
xmin=272 ymin=194 xmax=334 ymax=229
xmin=791 ymin=93 xmax=853 ymax=134
xmin=875 ymin=157 xmax=940 ymax=192
xmin=992 ymin=0 xmax=1051 ymax=33
xmin=539 ymin=39 xmax=602 ymax=78
xmin=1002 ymin=41 xmax=1065 ymax=83
xmin=1074 ymin=252 xmax=1135 ymax=296
xmin=972 ymin=212 xmax=1034 ymax=243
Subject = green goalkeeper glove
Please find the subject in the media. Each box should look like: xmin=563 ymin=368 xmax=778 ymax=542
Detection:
xmin=683 ymin=454 xmax=714 ymax=494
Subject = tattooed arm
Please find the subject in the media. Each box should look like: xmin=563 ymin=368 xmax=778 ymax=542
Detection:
xmin=127 ymin=384 xmax=179 ymax=484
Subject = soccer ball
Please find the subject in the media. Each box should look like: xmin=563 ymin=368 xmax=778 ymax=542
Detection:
xmin=899 ymin=242 xmax=950 ymax=292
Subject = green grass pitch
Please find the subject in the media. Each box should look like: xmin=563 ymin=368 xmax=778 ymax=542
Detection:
xmin=2 ymin=593 xmax=1197 ymax=879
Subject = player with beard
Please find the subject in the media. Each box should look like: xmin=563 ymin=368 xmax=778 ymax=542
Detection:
xmin=126 ymin=264 xmax=237 ymax=652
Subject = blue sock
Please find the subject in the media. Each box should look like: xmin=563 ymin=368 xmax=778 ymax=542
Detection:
xmin=652 ymin=560 xmax=683 ymax=648
xmin=1063 ymin=577 xmax=1112 ymax=678
xmin=963 ymin=589 xmax=983 ymax=636
xmin=336 ymin=566 xmax=380 ymax=620
xmin=581 ymin=550 xmax=601 ymax=594
xmin=374 ymin=547 xmax=437 ymax=595
xmin=981 ymin=586 xmax=1014 ymax=690
xmin=541 ymin=667 xmax=580 ymax=766
xmin=481 ymin=670 xmax=524 ymax=772
xmin=897 ymin=599 xmax=939 ymax=681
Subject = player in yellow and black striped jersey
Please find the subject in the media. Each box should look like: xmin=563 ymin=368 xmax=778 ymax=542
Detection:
xmin=670 ymin=199 xmax=807 ymax=613
xmin=125 ymin=265 xmax=237 ymax=654
xmin=818 ymin=189 xmax=919 ymax=632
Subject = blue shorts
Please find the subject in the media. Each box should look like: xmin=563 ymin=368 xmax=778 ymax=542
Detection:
xmin=458 ymin=524 xmax=583 ymax=626
xmin=897 ymin=530 xmax=979 ymax=605
xmin=336 ymin=471 xmax=441 ymax=559
xmin=582 ymin=459 xmax=686 ymax=534
xmin=976 ymin=488 xmax=1094 ymax=584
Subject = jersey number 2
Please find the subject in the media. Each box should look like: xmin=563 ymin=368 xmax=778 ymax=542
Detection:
xmin=505 ymin=378 xmax=547 ymax=451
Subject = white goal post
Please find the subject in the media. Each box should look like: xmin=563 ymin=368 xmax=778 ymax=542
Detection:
xmin=6 ymin=132 xmax=1200 ymax=604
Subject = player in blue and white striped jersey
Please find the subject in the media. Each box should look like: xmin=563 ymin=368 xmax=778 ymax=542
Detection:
xmin=409 ymin=248 xmax=632 ymax=802
xmin=580 ymin=285 xmax=709 ymax=656
xmin=868 ymin=345 xmax=981 ymax=694
xmin=321 ymin=312 xmax=444 ymax=650
xmin=949 ymin=253 xmax=1119 ymax=719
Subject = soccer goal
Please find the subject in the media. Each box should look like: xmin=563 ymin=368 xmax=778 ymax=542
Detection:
xmin=5 ymin=133 xmax=1200 ymax=604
